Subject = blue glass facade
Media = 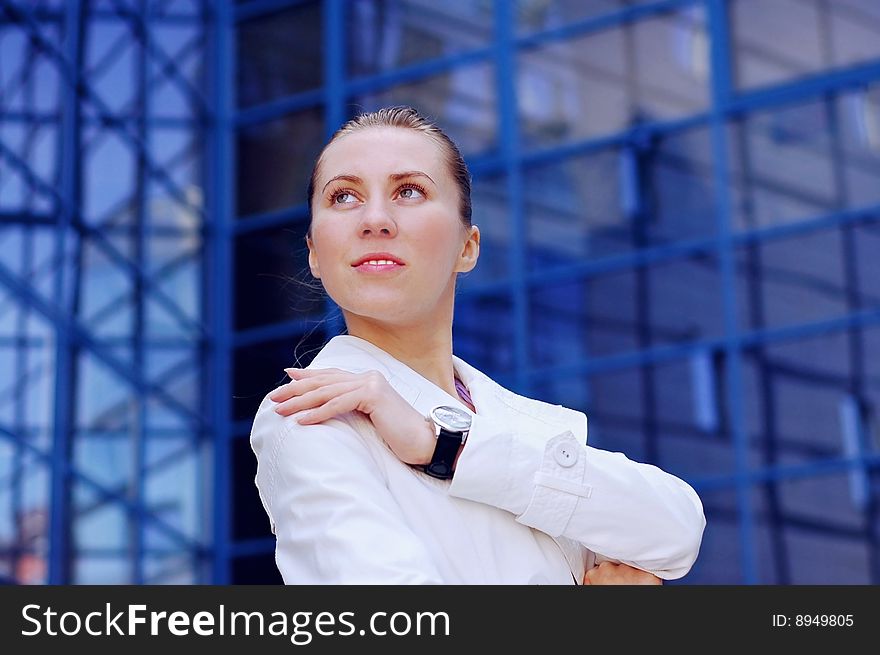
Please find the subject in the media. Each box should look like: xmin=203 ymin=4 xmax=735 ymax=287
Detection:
xmin=0 ymin=0 xmax=214 ymax=583
xmin=1 ymin=0 xmax=878 ymax=584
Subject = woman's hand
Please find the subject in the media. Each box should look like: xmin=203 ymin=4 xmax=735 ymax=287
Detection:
xmin=583 ymin=561 xmax=663 ymax=585
xmin=268 ymin=368 xmax=436 ymax=466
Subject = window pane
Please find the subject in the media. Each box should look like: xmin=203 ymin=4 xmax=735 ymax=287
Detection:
xmin=234 ymin=221 xmax=323 ymax=331
xmin=649 ymin=126 xmax=717 ymax=243
xmin=647 ymin=253 xmax=724 ymax=347
xmin=76 ymin=353 xmax=136 ymax=432
xmin=740 ymin=321 xmax=880 ymax=585
xmin=854 ymin=222 xmax=880 ymax=308
xmin=233 ymin=331 xmax=328 ymax=422
xmin=73 ymin=481 xmax=131 ymax=552
xmin=744 ymin=330 xmax=879 ymax=463
xmin=728 ymin=101 xmax=853 ymax=231
xmin=752 ymin=476 xmax=873 ymax=584
xmin=532 ymin=371 xmax=591 ymax=416
xmin=533 ymin=358 xmax=732 ymax=479
xmin=351 ymin=62 xmax=497 ymax=157
xmin=73 ymin=555 xmax=131 ymax=584
xmin=463 ymin=173 xmax=510 ymax=285
xmin=651 ymin=355 xmax=734 ymax=478
xmin=583 ymin=270 xmax=639 ymax=357
xmin=453 ymin=292 xmax=516 ymax=378
xmin=524 ymin=148 xmax=627 ymax=263
xmin=151 ymin=23 xmax=201 ymax=121
xmin=837 ymin=88 xmax=880 ymax=210
xmin=0 ymin=123 xmax=57 ymax=212
xmin=525 ymin=127 xmax=715 ymax=266
xmin=236 ymin=107 xmax=325 ymax=217
xmin=735 ymin=229 xmax=848 ymax=331
xmin=731 ymin=0 xmax=824 ymax=90
xmin=87 ymin=20 xmax=135 ymax=114
xmin=148 ymin=129 xmax=204 ymax=215
xmin=584 ymin=367 xmax=648 ymax=460
xmin=684 ymin=487 xmax=742 ymax=584
xmin=144 ymin=552 xmax=198 ymax=584
xmin=529 ymin=279 xmax=592 ymax=369
xmin=0 ymin=455 xmax=49 ymax=584
xmin=145 ymin=444 xmax=202 ymax=542
xmin=80 ymin=237 xmax=136 ymax=345
xmin=563 ymin=256 xmax=724 ymax=360
xmin=84 ymin=132 xmax=136 ymax=225
xmin=236 ymin=2 xmax=323 ymax=108
xmin=866 ymin=326 xmax=880 ymax=441
xmin=18 ymin=315 xmax=56 ymax=437
xmin=232 ymin=436 xmax=271 ymax=541
xmin=516 ymin=0 xmax=657 ymax=34
xmin=732 ymin=0 xmax=880 ymax=90
xmin=231 ymin=553 xmax=282 ymax=584
xmin=347 ymin=0 xmax=493 ymax=77
xmin=518 ymin=7 xmax=708 ymax=148
xmin=829 ymin=1 xmax=880 ymax=69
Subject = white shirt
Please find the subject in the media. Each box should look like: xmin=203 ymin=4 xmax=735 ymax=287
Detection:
xmin=250 ymin=334 xmax=706 ymax=584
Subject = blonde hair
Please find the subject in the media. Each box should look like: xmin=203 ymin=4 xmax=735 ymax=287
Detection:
xmin=306 ymin=106 xmax=472 ymax=238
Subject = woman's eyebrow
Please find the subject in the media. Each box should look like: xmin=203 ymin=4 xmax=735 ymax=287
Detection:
xmin=322 ymin=171 xmax=436 ymax=194
xmin=390 ymin=171 xmax=436 ymax=185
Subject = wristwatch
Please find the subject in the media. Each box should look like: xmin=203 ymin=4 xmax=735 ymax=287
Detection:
xmin=423 ymin=405 xmax=472 ymax=479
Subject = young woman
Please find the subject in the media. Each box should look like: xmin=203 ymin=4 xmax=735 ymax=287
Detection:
xmin=249 ymin=106 xmax=706 ymax=584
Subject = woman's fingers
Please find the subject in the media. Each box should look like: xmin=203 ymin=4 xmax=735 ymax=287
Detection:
xmin=268 ymin=367 xmax=430 ymax=465
xmin=273 ymin=380 xmax=359 ymax=416
xmin=268 ymin=381 xmax=297 ymax=403
xmin=268 ymin=369 xmax=351 ymax=403
xmin=286 ymin=367 xmax=347 ymax=378
xmin=583 ymin=562 xmax=662 ymax=585
xmin=295 ymin=389 xmax=363 ymax=424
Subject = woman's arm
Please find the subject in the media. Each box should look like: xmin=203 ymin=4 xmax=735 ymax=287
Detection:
xmin=250 ymin=403 xmax=445 ymax=584
xmin=448 ymin=414 xmax=706 ymax=581
xmin=267 ymin=366 xmax=704 ymax=581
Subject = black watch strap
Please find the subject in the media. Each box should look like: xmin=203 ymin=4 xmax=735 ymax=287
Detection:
xmin=424 ymin=427 xmax=463 ymax=479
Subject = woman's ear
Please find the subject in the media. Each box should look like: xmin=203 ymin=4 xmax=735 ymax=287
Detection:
xmin=456 ymin=224 xmax=480 ymax=273
xmin=306 ymin=235 xmax=321 ymax=279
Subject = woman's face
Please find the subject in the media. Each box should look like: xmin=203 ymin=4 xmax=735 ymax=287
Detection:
xmin=307 ymin=127 xmax=479 ymax=326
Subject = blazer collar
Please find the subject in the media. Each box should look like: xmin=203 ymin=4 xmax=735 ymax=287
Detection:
xmin=310 ymin=335 xmax=588 ymax=444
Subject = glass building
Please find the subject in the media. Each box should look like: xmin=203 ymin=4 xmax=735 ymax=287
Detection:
xmin=1 ymin=0 xmax=878 ymax=584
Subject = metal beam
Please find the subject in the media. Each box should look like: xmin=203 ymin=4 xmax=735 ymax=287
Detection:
xmin=207 ymin=0 xmax=233 ymax=585
xmin=47 ymin=0 xmax=83 ymax=584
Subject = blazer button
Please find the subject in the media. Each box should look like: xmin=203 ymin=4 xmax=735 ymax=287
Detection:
xmin=554 ymin=443 xmax=578 ymax=467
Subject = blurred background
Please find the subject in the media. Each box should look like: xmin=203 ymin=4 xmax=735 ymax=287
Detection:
xmin=0 ymin=0 xmax=879 ymax=585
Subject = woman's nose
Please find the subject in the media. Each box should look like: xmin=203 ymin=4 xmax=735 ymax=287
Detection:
xmin=358 ymin=200 xmax=397 ymax=236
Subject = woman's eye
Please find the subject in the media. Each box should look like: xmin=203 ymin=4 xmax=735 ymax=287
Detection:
xmin=399 ymin=186 xmax=424 ymax=200
xmin=333 ymin=191 xmax=357 ymax=204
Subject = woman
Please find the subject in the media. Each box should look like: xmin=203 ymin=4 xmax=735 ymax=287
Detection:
xmin=249 ymin=106 xmax=706 ymax=584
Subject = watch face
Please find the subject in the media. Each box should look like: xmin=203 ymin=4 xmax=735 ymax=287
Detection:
xmin=431 ymin=405 xmax=472 ymax=432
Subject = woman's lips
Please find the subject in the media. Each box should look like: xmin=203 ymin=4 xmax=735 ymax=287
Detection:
xmin=353 ymin=262 xmax=405 ymax=274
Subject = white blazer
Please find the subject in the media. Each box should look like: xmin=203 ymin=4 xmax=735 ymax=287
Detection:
xmin=250 ymin=334 xmax=706 ymax=584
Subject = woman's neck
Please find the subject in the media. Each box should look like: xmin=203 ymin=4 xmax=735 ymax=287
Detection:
xmin=345 ymin=320 xmax=459 ymax=400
